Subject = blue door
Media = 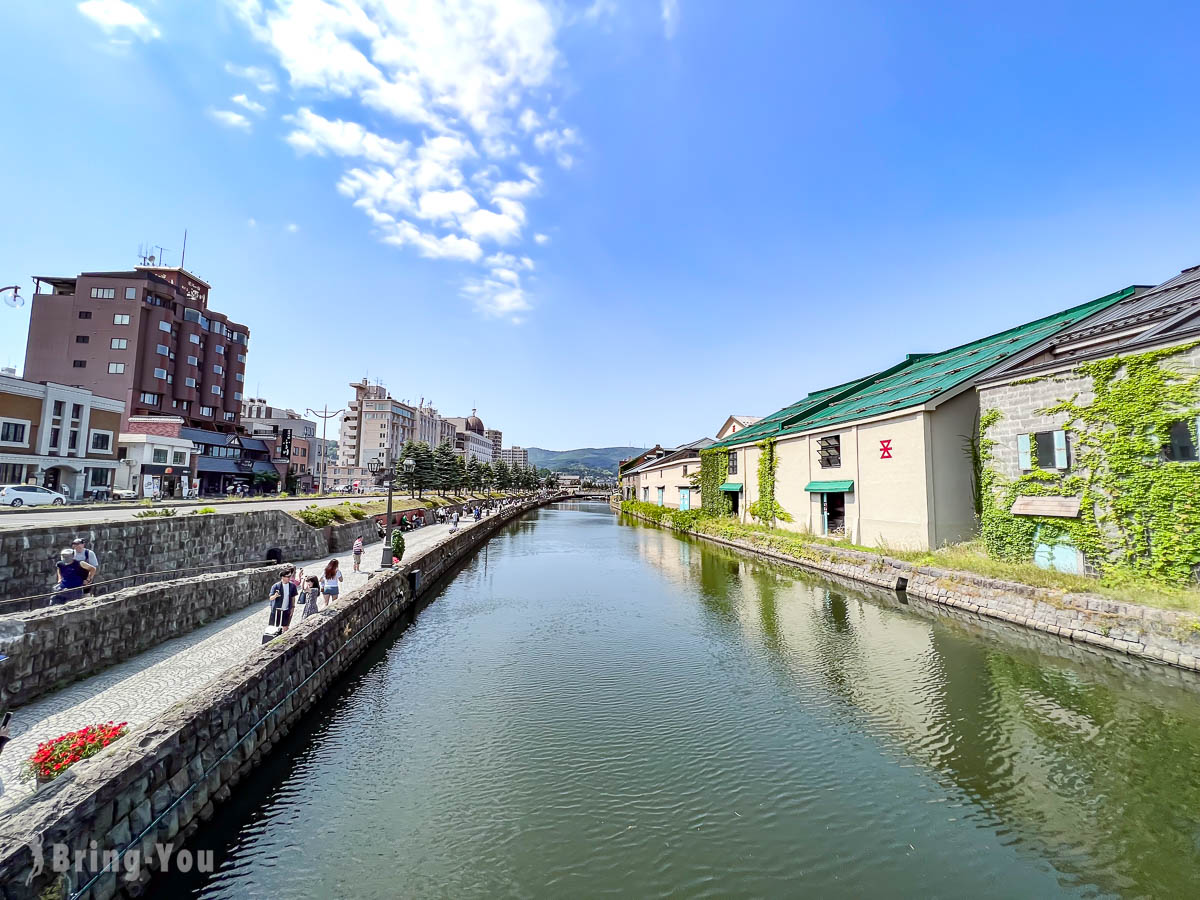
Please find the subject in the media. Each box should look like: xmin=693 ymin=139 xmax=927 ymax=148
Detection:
xmin=679 ymin=488 xmax=690 ymax=511
xmin=657 ymin=486 xmax=665 ymax=506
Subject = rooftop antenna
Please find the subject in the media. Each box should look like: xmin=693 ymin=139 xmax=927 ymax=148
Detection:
xmin=180 ymin=229 xmax=188 ymax=269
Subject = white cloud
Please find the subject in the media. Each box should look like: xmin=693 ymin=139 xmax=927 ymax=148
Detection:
xmin=78 ymin=0 xmax=160 ymax=40
xmin=285 ymin=223 xmax=300 ymax=233
xmin=661 ymin=0 xmax=680 ymax=38
xmin=209 ymin=109 xmax=252 ymax=131
xmin=534 ymin=233 xmax=549 ymax=245
xmin=533 ymin=127 xmax=580 ymax=168
xmin=225 ymin=62 xmax=278 ymax=93
xmin=231 ymin=94 xmax=266 ymax=114
xmin=232 ymin=0 xmax=577 ymax=320
xmin=462 ymin=277 xmax=531 ymax=320
xmin=247 ymin=217 xmax=258 ymax=227
xmin=584 ymin=0 xmax=618 ymax=23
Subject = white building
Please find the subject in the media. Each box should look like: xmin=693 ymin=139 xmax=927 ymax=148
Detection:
xmin=500 ymin=446 xmax=529 ymax=468
xmin=485 ymin=429 xmax=503 ymax=461
xmin=115 ymin=416 xmax=194 ymax=498
xmin=339 ymin=379 xmax=415 ymax=468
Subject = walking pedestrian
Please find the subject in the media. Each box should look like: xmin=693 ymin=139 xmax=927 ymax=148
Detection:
xmin=450 ymin=509 xmax=460 ymax=534
xmin=268 ymin=567 xmax=298 ymax=631
xmin=53 ymin=548 xmax=94 ymax=604
xmin=300 ymin=575 xmax=321 ymax=619
xmin=352 ymin=536 xmax=363 ymax=572
xmin=320 ymin=559 xmax=343 ymax=607
xmin=71 ymin=537 xmax=99 ymax=580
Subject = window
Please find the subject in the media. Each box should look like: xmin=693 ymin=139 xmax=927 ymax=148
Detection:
xmin=90 ymin=431 xmax=112 ymax=452
xmin=224 ymin=412 xmax=236 ymax=421
xmin=214 ymin=345 xmax=225 ymax=355
xmin=75 ymin=335 xmax=89 ymax=344
xmin=1019 ymin=431 xmax=1068 ymax=470
xmin=180 ymin=401 xmax=190 ymax=411
xmin=187 ymin=355 xmax=198 ymax=366
xmin=156 ymin=344 xmax=169 ymax=355
xmin=139 ymin=392 xmax=160 ymax=405
xmin=108 ymin=362 xmax=125 ymax=374
xmin=185 ymin=377 xmax=197 ymax=388
xmin=237 ymin=353 xmax=246 ymax=363
xmin=152 ymin=448 xmax=168 ymax=464
xmin=643 ymin=486 xmax=649 ymax=501
xmin=90 ymin=287 xmax=116 ymax=299
xmin=73 ymin=360 xmax=87 ymax=368
xmin=111 ymin=338 xmax=128 ymax=350
xmin=113 ymin=314 xmax=130 ymax=325
xmin=53 ymin=400 xmax=64 ymax=417
xmin=727 ymin=451 xmax=738 ymax=475
xmin=158 ymin=321 xmax=172 ymax=333
xmin=71 ymin=404 xmax=82 ymax=420
xmin=817 ymin=435 xmax=841 ymax=469
xmin=0 ymin=421 xmax=28 ymax=446
xmin=235 ymin=373 xmax=244 ymax=382
xmin=200 ymin=406 xmax=214 ymax=416
xmin=79 ymin=311 xmax=92 ymax=320
xmin=68 ymin=430 xmax=78 ymax=450
xmin=233 ymin=391 xmax=242 ymax=401
xmin=213 ymin=364 xmax=223 ymax=375
xmin=89 ymin=468 xmax=111 ymax=487
xmin=184 ymin=308 xmax=202 ymax=323
xmin=50 ymin=427 xmax=60 ymax=448
xmin=172 ymin=451 xmax=187 ymax=465
xmin=189 ymin=334 xmax=201 ymax=345
xmin=125 ymin=287 xmax=137 ymax=300
xmin=1163 ymin=420 xmax=1199 ymax=462
xmin=153 ymin=367 xmax=167 ymax=380
xmin=682 ymin=465 xmax=688 ymax=476
xmin=211 ymin=385 xmax=222 ymax=396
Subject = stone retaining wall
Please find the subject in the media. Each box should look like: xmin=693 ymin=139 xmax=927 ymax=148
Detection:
xmin=621 ymin=508 xmax=1200 ymax=673
xmin=0 ymin=565 xmax=277 ymax=710
xmin=0 ymin=497 xmax=551 ymax=899
xmin=0 ymin=511 xmax=328 ymax=603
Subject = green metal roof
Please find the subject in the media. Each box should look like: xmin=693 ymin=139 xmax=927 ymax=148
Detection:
xmin=805 ymin=480 xmax=854 ymax=493
xmin=711 ymin=286 xmax=1136 ymax=449
xmin=719 ymin=482 xmax=743 ymax=491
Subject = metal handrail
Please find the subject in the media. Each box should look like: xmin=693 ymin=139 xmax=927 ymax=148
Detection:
xmin=0 ymin=558 xmax=274 ymax=615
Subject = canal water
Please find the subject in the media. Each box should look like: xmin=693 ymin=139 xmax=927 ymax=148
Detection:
xmin=168 ymin=502 xmax=1200 ymax=898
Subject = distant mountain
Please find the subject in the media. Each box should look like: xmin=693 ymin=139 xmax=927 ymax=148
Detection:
xmin=526 ymin=446 xmax=647 ymax=476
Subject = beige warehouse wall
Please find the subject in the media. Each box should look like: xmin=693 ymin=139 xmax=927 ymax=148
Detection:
xmin=927 ymin=389 xmax=983 ymax=547
xmin=855 ymin=413 xmax=930 ymax=549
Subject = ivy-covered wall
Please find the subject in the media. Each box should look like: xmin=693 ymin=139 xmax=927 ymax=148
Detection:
xmin=699 ymin=448 xmax=732 ymax=516
xmin=747 ymin=437 xmax=792 ymax=527
xmin=979 ymin=342 xmax=1200 ymax=585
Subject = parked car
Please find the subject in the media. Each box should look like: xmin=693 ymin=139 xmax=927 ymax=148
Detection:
xmin=0 ymin=485 xmax=68 ymax=507
xmin=112 ymin=488 xmax=140 ymax=501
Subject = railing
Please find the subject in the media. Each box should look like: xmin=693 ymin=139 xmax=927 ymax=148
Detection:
xmin=0 ymin=558 xmax=274 ymax=615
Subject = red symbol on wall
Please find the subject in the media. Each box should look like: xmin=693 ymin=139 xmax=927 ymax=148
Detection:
xmin=880 ymin=440 xmax=893 ymax=459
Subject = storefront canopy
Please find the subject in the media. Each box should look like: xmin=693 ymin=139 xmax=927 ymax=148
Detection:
xmin=718 ymin=482 xmax=743 ymax=492
xmin=804 ymin=480 xmax=854 ymax=493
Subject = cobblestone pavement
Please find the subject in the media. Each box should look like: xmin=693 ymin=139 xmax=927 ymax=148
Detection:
xmin=0 ymin=515 xmax=488 ymax=807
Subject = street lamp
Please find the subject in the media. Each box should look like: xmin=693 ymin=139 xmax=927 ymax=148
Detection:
xmin=306 ymin=405 xmax=345 ymax=495
xmin=402 ymin=455 xmax=416 ymax=498
xmin=0 ymin=285 xmax=25 ymax=309
xmin=368 ymin=453 xmax=397 ymax=569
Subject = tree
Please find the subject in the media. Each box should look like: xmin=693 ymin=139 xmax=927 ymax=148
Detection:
xmin=413 ymin=441 xmax=436 ymax=497
xmin=252 ymin=470 xmax=280 ymax=494
xmin=466 ymin=456 xmax=482 ymax=493
xmin=454 ymin=454 xmax=468 ymax=495
xmin=494 ymin=458 xmax=512 ymax=491
xmin=434 ymin=441 xmax=458 ymax=496
xmin=479 ymin=461 xmax=493 ymax=494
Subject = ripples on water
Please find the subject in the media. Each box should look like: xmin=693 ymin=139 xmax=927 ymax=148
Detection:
xmin=166 ymin=503 xmax=1200 ymax=898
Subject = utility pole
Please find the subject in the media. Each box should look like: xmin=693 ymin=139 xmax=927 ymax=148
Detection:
xmin=307 ymin=405 xmax=344 ymax=494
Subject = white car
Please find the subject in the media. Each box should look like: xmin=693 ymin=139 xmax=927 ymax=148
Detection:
xmin=0 ymin=484 xmax=68 ymax=507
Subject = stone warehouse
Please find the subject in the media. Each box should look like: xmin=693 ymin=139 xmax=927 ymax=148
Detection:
xmin=708 ymin=286 xmax=1138 ymax=550
xmin=976 ymin=263 xmax=1200 ymax=579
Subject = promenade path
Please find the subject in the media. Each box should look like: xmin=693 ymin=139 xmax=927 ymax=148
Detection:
xmin=0 ymin=512 xmax=496 ymax=807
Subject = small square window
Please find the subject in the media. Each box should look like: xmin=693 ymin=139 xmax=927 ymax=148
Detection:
xmin=152 ymin=448 xmax=168 ymax=464
xmin=53 ymin=401 xmax=64 ymax=417
xmin=78 ymin=310 xmax=92 ymax=320
xmin=818 ymin=435 xmax=841 ymax=469
xmin=153 ymin=367 xmax=167 ymax=379
xmin=158 ymin=321 xmax=172 ymax=333
xmin=1164 ymin=421 xmax=1199 ymax=462
xmin=111 ymin=338 xmax=128 ymax=350
xmin=108 ymin=362 xmax=125 ymax=374
xmin=172 ymin=451 xmax=187 ymax=465
xmin=73 ymin=360 xmax=87 ymax=368
xmin=71 ymin=404 xmax=82 ymax=420
xmin=75 ymin=335 xmax=89 ymax=344
xmin=113 ymin=314 xmax=130 ymax=325
xmin=125 ymin=287 xmax=137 ymax=300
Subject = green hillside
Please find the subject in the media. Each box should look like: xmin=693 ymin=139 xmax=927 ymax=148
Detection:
xmin=526 ymin=446 xmax=646 ymax=476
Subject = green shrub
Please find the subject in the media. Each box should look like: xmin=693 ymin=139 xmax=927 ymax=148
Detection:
xmin=133 ymin=507 xmax=177 ymax=518
xmin=295 ymin=505 xmax=336 ymax=527
xmin=391 ymin=529 xmax=405 ymax=563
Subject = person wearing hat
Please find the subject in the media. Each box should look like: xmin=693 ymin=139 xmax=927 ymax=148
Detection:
xmin=54 ymin=548 xmax=95 ymax=604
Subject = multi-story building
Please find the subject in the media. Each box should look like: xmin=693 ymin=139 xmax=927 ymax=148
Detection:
xmin=500 ymin=446 xmax=529 ymax=468
xmin=446 ymin=411 xmax=495 ymax=462
xmin=0 ymin=373 xmax=124 ymax=499
xmin=485 ymin=429 xmax=503 ymax=461
xmin=23 ymin=266 xmax=249 ymax=432
xmin=415 ymin=399 xmax=457 ymax=448
xmin=240 ymin=399 xmax=318 ymax=492
xmin=339 ymin=379 xmax=416 ymax=468
xmin=115 ymin=416 xmax=195 ymax=499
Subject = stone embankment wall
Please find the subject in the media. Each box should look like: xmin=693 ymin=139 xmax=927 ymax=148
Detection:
xmin=0 ymin=511 xmax=330 ymax=603
xmin=621 ymin=508 xmax=1200 ymax=673
xmin=0 ymin=496 xmax=552 ymax=899
xmin=0 ymin=565 xmax=277 ymax=710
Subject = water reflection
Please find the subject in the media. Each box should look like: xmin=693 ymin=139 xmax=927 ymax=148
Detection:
xmin=636 ymin=522 xmax=1200 ymax=897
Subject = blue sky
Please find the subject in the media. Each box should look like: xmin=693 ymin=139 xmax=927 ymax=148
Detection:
xmin=2 ymin=1 xmax=1199 ymax=450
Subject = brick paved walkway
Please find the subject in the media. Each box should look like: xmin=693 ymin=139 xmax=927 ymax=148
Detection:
xmin=0 ymin=514 xmax=487 ymax=807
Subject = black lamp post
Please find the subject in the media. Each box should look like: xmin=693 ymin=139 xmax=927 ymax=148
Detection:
xmin=403 ymin=455 xmax=416 ymax=498
xmin=368 ymin=453 xmax=396 ymax=569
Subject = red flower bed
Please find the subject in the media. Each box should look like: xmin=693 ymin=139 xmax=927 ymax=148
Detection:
xmin=21 ymin=721 xmax=129 ymax=783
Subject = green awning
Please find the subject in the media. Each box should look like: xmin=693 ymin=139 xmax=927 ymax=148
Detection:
xmin=804 ymin=480 xmax=854 ymax=493
xmin=719 ymin=482 xmax=743 ymax=492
